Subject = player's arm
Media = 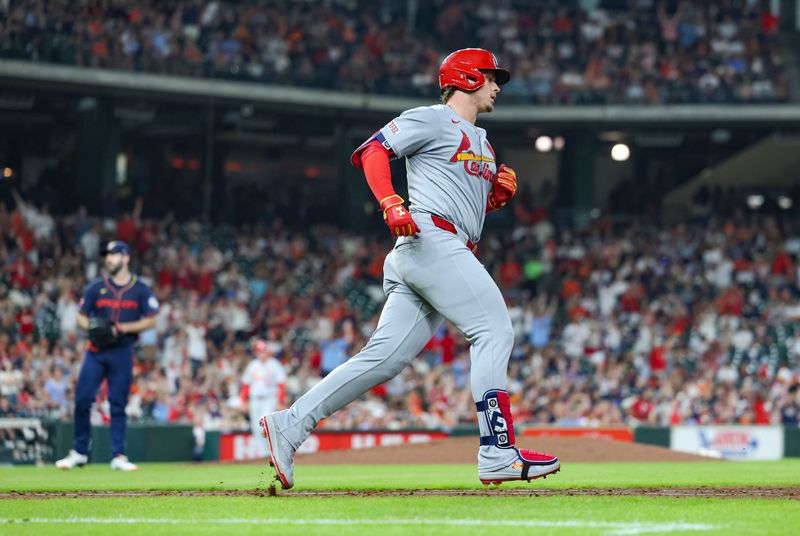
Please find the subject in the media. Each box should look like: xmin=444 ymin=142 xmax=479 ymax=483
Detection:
xmin=241 ymin=364 xmax=252 ymax=404
xmin=276 ymin=362 xmax=288 ymax=407
xmin=352 ymin=137 xmax=419 ymax=237
xmin=79 ymin=286 xmax=122 ymax=348
xmin=121 ymin=286 xmax=159 ymax=334
xmin=278 ymin=383 xmax=286 ymax=407
xmin=486 ymin=164 xmax=518 ymax=213
xmin=240 ymin=381 xmax=250 ymax=405
xmin=351 ymin=108 xmax=440 ymax=237
xmin=117 ymin=316 xmax=156 ymax=335
xmin=133 ymin=195 xmax=143 ymax=224
xmin=77 ymin=312 xmax=89 ymax=331
xmin=77 ymin=284 xmax=95 ymax=330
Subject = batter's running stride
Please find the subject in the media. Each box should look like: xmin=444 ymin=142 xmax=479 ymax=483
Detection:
xmin=261 ymin=48 xmax=560 ymax=488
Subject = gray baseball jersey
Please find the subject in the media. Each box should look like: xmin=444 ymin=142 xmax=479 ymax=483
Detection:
xmin=378 ymin=104 xmax=497 ymax=244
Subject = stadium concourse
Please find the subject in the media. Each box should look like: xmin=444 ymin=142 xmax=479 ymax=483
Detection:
xmin=1 ymin=190 xmax=799 ymax=437
xmin=0 ymin=0 xmax=787 ymax=103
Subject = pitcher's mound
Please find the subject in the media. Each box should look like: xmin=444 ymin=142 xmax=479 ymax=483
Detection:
xmin=297 ymin=435 xmax=709 ymax=465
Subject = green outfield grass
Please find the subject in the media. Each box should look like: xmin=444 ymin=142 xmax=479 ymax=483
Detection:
xmin=1 ymin=461 xmax=799 ymax=535
xmin=2 ymin=460 xmax=799 ymax=492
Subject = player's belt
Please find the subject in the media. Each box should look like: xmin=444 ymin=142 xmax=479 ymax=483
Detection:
xmin=430 ymin=214 xmax=478 ymax=254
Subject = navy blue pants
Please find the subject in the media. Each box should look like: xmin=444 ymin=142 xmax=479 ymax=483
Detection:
xmin=73 ymin=348 xmax=133 ymax=458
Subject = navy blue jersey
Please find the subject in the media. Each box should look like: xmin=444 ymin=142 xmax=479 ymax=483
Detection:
xmin=79 ymin=275 xmax=158 ymax=350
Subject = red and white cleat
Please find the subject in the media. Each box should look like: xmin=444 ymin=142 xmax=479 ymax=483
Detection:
xmin=260 ymin=412 xmax=295 ymax=489
xmin=479 ymin=448 xmax=560 ymax=485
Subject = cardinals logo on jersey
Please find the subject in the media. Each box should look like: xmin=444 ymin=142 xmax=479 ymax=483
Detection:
xmin=449 ymin=131 xmax=495 ymax=182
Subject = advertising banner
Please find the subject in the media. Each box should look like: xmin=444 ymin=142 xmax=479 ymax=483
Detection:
xmin=522 ymin=427 xmax=633 ymax=442
xmin=671 ymin=426 xmax=784 ymax=460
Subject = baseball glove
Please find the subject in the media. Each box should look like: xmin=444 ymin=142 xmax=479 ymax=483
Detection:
xmin=88 ymin=317 xmax=119 ymax=350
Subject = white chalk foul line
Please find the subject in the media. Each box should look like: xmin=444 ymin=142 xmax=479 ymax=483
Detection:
xmin=0 ymin=517 xmax=722 ymax=535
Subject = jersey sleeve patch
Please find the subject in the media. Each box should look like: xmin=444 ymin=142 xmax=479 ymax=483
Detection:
xmin=139 ymin=285 xmax=159 ymax=316
xmin=351 ymin=132 xmax=395 ymax=168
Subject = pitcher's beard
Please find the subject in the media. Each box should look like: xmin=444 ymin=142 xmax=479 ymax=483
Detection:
xmin=106 ymin=263 xmax=122 ymax=276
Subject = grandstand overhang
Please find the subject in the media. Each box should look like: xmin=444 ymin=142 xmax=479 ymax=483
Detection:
xmin=1 ymin=60 xmax=799 ymax=127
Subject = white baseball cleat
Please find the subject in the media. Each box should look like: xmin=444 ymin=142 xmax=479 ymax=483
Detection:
xmin=110 ymin=454 xmax=139 ymax=471
xmin=479 ymin=448 xmax=560 ymax=485
xmin=260 ymin=412 xmax=295 ymax=489
xmin=55 ymin=449 xmax=88 ymax=469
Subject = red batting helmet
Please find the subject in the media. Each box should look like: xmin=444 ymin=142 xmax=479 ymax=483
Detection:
xmin=439 ymin=48 xmax=511 ymax=91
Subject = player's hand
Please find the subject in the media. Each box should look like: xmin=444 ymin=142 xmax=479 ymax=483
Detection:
xmin=380 ymin=194 xmax=420 ymax=237
xmin=489 ymin=164 xmax=517 ymax=208
xmin=384 ymin=204 xmax=420 ymax=237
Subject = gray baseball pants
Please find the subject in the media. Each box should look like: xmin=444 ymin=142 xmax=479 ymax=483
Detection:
xmin=276 ymin=213 xmax=516 ymax=470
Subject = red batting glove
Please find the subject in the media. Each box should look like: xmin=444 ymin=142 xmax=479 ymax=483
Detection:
xmin=380 ymin=194 xmax=420 ymax=237
xmin=487 ymin=164 xmax=518 ymax=211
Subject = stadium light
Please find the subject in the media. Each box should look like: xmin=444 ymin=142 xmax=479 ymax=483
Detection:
xmin=535 ymin=136 xmax=553 ymax=152
xmin=610 ymin=144 xmax=630 ymax=161
xmin=116 ymin=154 xmax=127 ymax=185
xmin=747 ymin=194 xmax=764 ymax=209
xmin=778 ymin=196 xmax=793 ymax=210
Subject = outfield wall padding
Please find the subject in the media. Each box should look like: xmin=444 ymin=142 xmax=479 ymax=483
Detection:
xmin=447 ymin=424 xmax=480 ymax=437
xmin=40 ymin=421 xmax=800 ymax=463
xmin=784 ymin=427 xmax=800 ymax=458
xmin=633 ymin=426 xmax=671 ymax=448
xmin=44 ymin=420 xmax=196 ymax=463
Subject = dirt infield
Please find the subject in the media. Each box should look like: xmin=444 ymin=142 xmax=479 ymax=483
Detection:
xmin=296 ymin=435 xmax=709 ymax=464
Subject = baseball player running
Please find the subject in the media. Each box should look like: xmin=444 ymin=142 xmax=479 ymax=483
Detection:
xmin=242 ymin=339 xmax=287 ymax=458
xmin=261 ymin=48 xmax=559 ymax=488
xmin=56 ymin=240 xmax=158 ymax=471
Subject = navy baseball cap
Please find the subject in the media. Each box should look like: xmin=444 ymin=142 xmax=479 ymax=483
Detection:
xmin=100 ymin=240 xmax=131 ymax=256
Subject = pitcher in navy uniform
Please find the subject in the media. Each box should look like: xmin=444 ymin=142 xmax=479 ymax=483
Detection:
xmin=56 ymin=240 xmax=158 ymax=470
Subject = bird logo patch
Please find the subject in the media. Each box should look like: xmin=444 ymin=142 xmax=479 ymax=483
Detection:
xmin=449 ymin=131 xmax=494 ymax=181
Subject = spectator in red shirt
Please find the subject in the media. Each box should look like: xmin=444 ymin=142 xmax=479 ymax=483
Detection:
xmin=499 ymin=252 xmax=522 ymax=288
xmin=631 ymin=391 xmax=654 ymax=422
xmin=116 ymin=197 xmax=142 ymax=245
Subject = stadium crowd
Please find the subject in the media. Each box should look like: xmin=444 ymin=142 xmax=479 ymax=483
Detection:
xmin=0 ymin=0 xmax=788 ymax=103
xmin=1 ymin=189 xmax=799 ymax=434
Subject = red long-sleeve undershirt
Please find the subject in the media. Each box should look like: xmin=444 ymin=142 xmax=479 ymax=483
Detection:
xmin=358 ymin=140 xmax=396 ymax=204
